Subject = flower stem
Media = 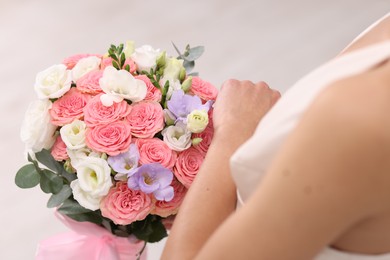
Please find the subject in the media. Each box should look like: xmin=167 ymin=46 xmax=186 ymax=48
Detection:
xmin=136 ymin=241 xmax=147 ymax=260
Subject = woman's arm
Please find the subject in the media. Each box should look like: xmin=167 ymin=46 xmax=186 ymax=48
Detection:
xmin=194 ymin=69 xmax=390 ymax=259
xmin=161 ymin=80 xmax=280 ymax=260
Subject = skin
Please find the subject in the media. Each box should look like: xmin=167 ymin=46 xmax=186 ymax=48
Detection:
xmin=162 ymin=15 xmax=390 ymax=260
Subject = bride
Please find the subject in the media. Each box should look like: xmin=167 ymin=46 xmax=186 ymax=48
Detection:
xmin=162 ymin=12 xmax=390 ymax=260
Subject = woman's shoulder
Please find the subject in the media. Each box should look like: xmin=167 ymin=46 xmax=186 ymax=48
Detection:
xmin=314 ymin=60 xmax=390 ymax=133
xmin=299 ymin=61 xmax=390 ymax=207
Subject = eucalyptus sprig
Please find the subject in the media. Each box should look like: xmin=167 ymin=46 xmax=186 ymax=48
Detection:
xmin=108 ymin=43 xmax=130 ymax=71
xmin=172 ymin=42 xmax=204 ymax=75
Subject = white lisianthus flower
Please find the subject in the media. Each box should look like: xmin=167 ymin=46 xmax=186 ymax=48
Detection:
xmin=163 ymin=57 xmax=184 ymax=80
xmin=99 ymin=66 xmax=147 ymax=106
xmin=160 ymin=76 xmax=182 ymax=99
xmin=131 ymin=45 xmax=160 ymax=72
xmin=72 ymin=56 xmax=101 ymax=81
xmin=67 ymin=147 xmax=102 ymax=168
xmin=70 ymin=157 xmax=113 ymax=210
xmin=187 ymin=109 xmax=209 ymax=133
xmin=60 ymin=120 xmax=87 ymax=150
xmin=161 ymin=122 xmax=192 ymax=151
xmin=34 ymin=64 xmax=72 ymax=99
xmin=20 ymin=99 xmax=57 ymax=153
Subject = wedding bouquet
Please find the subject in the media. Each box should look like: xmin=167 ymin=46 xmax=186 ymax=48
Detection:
xmin=15 ymin=41 xmax=217 ymax=259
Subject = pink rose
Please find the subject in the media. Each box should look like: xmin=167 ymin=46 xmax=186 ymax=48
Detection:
xmin=135 ymin=138 xmax=177 ymax=169
xmin=62 ymin=54 xmax=102 ymax=69
xmin=100 ymin=182 xmax=153 ymax=225
xmin=135 ymin=75 xmax=162 ymax=102
xmin=151 ymin=177 xmax=187 ymax=217
xmin=50 ymin=88 xmax=91 ymax=126
xmin=174 ymin=147 xmax=204 ymax=188
xmin=126 ymin=102 xmax=164 ymax=138
xmin=76 ymin=70 xmax=104 ymax=94
xmin=51 ymin=135 xmax=69 ymax=161
xmin=101 ymin=57 xmax=137 ymax=75
xmin=84 ymin=94 xmax=132 ymax=127
xmin=190 ymin=77 xmax=218 ymax=101
xmin=85 ymin=121 xmax=132 ymax=156
xmin=192 ymin=125 xmax=214 ymax=155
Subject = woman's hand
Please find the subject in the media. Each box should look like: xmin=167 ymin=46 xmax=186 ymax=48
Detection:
xmin=212 ymin=79 xmax=280 ymax=146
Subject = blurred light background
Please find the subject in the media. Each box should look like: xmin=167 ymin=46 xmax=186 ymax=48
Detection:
xmin=0 ymin=0 xmax=388 ymax=259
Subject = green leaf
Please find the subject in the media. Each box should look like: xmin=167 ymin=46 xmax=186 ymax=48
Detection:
xmin=47 ymin=184 xmax=72 ymax=208
xmin=118 ymin=43 xmax=124 ymax=54
xmin=185 ymin=46 xmax=204 ymax=61
xmin=58 ymin=199 xmax=93 ymax=215
xmin=35 ymin=149 xmax=62 ymax=173
xmin=131 ymin=215 xmax=167 ymax=243
xmin=120 ymin=53 xmax=126 ymax=67
xmin=65 ymin=211 xmax=103 ymax=225
xmin=112 ymin=61 xmax=120 ymax=70
xmin=171 ymin=41 xmax=183 ymax=58
xmin=124 ymin=64 xmax=130 ymax=72
xmin=109 ymin=53 xmax=117 ymax=61
xmin=148 ymin=219 xmax=168 ymax=242
xmin=183 ymin=60 xmax=195 ymax=73
xmin=15 ymin=164 xmax=40 ymax=188
xmin=40 ymin=169 xmax=63 ymax=194
xmin=187 ymin=72 xmax=199 ymax=76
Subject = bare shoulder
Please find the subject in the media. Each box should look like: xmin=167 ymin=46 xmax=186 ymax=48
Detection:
xmin=296 ymin=61 xmax=390 ymax=207
xmin=311 ymin=60 xmax=390 ymax=137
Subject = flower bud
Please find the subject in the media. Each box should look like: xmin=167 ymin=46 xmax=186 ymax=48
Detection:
xmin=179 ymin=67 xmax=186 ymax=82
xmin=123 ymin=41 xmax=135 ymax=58
xmin=181 ymin=76 xmax=192 ymax=93
xmin=156 ymin=51 xmax=166 ymax=69
xmin=192 ymin=137 xmax=203 ymax=146
xmin=163 ymin=109 xmax=176 ymax=126
xmin=64 ymin=159 xmax=76 ymax=173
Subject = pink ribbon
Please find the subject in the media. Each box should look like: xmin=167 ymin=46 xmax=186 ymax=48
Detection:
xmin=35 ymin=211 xmax=147 ymax=260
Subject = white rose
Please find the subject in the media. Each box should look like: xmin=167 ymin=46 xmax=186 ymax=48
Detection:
xmin=187 ymin=109 xmax=209 ymax=133
xmin=20 ymin=99 xmax=57 ymax=153
xmin=99 ymin=66 xmax=147 ymax=106
xmin=131 ymin=45 xmax=160 ymax=72
xmin=34 ymin=64 xmax=72 ymax=99
xmin=72 ymin=56 xmax=101 ymax=81
xmin=70 ymin=157 xmax=113 ymax=210
xmin=60 ymin=120 xmax=86 ymax=150
xmin=67 ymin=147 xmax=102 ymax=168
xmin=163 ymin=57 xmax=184 ymax=80
xmin=161 ymin=122 xmax=192 ymax=152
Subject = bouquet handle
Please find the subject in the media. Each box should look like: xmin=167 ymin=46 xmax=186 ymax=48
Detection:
xmin=35 ymin=210 xmax=147 ymax=260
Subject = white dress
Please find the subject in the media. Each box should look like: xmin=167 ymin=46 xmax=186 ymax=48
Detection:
xmin=230 ymin=13 xmax=390 ymax=260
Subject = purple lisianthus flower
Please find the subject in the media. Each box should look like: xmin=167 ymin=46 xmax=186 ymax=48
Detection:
xmin=167 ymin=89 xmax=212 ymax=123
xmin=107 ymin=144 xmax=139 ymax=181
xmin=127 ymin=163 xmax=174 ymax=202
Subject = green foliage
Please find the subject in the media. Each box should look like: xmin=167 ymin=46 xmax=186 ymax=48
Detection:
xmin=58 ymin=199 xmax=103 ymax=225
xmin=47 ymin=184 xmax=72 ymax=208
xmin=172 ymin=42 xmax=204 ymax=73
xmin=108 ymin=43 xmax=128 ymax=70
xmin=131 ymin=215 xmax=167 ymax=243
xmin=15 ymin=164 xmax=40 ymax=188
xmin=35 ymin=149 xmax=76 ymax=183
xmin=39 ymin=169 xmax=63 ymax=194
